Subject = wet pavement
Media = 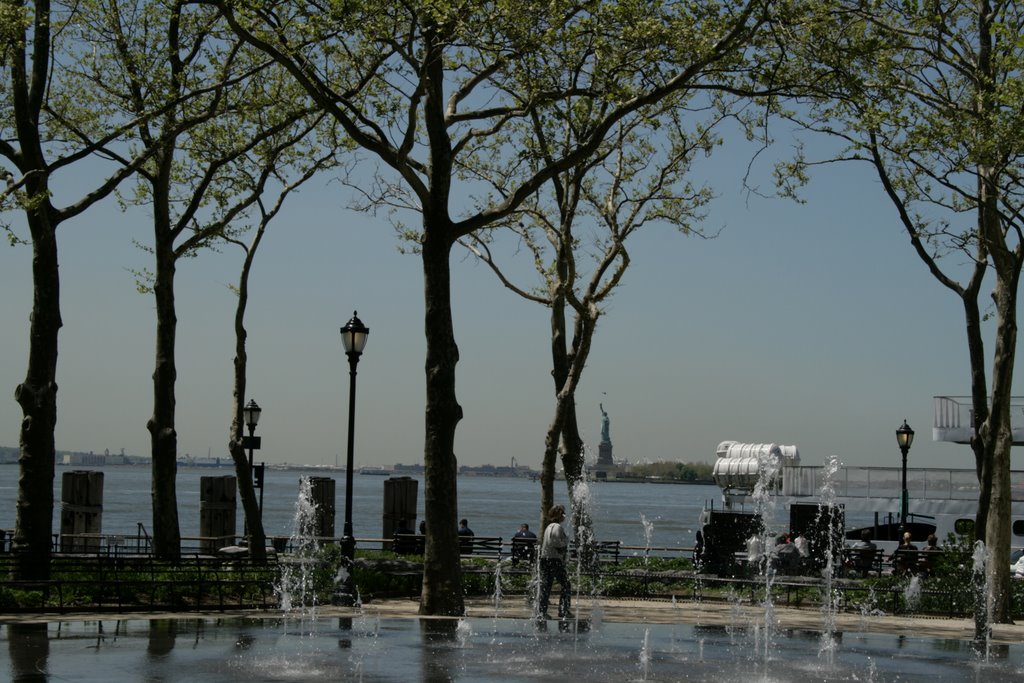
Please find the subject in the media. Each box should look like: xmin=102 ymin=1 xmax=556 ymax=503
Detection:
xmin=3 ymin=595 xmax=1022 ymax=642
xmin=3 ymin=598 xmax=1024 ymax=681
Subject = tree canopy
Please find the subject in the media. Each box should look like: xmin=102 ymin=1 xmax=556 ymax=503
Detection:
xmin=777 ymin=0 xmax=1024 ymax=625
xmin=215 ymin=0 xmax=788 ymax=615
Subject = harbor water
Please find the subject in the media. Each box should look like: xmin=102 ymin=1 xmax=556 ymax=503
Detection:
xmin=0 ymin=465 xmax=720 ymax=552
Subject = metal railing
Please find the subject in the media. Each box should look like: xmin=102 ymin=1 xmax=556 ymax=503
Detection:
xmin=782 ymin=465 xmax=1024 ymax=502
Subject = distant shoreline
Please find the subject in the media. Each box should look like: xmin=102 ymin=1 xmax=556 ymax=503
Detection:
xmin=0 ymin=458 xmax=716 ymax=486
xmin=594 ymin=477 xmax=715 ymax=486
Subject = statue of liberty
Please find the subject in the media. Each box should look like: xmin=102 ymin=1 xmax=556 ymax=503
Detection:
xmin=599 ymin=403 xmax=610 ymax=444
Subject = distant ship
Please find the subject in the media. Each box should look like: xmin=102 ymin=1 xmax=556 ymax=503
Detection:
xmin=358 ymin=466 xmax=392 ymax=475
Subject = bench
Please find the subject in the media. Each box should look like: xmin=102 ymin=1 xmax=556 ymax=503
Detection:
xmin=570 ymin=540 xmax=621 ymax=565
xmin=0 ymin=552 xmax=280 ymax=612
xmin=843 ymin=546 xmax=885 ymax=578
xmin=391 ymin=535 xmax=505 ymax=559
xmin=510 ymin=537 xmax=536 ymax=565
xmin=459 ymin=536 xmax=503 ymax=559
xmin=891 ymin=548 xmax=945 ymax=577
xmin=392 ymin=533 xmax=425 ymax=555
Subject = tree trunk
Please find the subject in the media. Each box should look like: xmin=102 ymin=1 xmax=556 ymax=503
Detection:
xmin=539 ymin=292 xmax=570 ymax=527
xmin=12 ymin=206 xmax=60 ymax=581
xmin=230 ymin=244 xmax=267 ymax=562
xmin=229 ymin=440 xmax=267 ymax=561
xmin=147 ymin=233 xmax=182 ymax=560
xmin=418 ymin=229 xmax=464 ymax=617
xmin=983 ymin=269 xmax=1018 ymax=622
xmin=560 ymin=402 xmax=584 ymax=488
xmin=963 ymin=294 xmax=990 ymax=541
xmin=543 ymin=283 xmax=598 ymax=551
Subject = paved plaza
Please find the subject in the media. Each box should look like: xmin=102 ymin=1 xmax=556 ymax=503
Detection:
xmin=3 ymin=596 xmax=1022 ymax=644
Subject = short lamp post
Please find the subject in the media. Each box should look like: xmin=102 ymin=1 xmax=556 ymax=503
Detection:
xmin=242 ymin=399 xmax=263 ymax=535
xmin=336 ymin=311 xmax=369 ymax=606
xmin=896 ymin=419 xmax=915 ymax=535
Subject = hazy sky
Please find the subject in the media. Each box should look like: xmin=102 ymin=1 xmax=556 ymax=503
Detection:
xmin=1 ymin=121 xmax=1016 ymax=473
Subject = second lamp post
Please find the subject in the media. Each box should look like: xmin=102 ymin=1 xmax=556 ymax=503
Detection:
xmin=338 ymin=312 xmax=369 ymax=604
xmin=896 ymin=419 xmax=915 ymax=535
xmin=242 ymin=399 xmax=262 ymax=535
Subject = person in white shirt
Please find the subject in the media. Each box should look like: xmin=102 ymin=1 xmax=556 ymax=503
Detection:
xmin=537 ymin=504 xmax=572 ymax=619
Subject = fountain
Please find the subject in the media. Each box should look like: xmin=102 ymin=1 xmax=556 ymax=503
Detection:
xmin=816 ymin=454 xmax=842 ymax=663
xmin=749 ymin=445 xmax=782 ymax=670
xmin=973 ymin=539 xmax=993 ymax=657
xmin=5 ymin=460 xmax=1024 ymax=680
xmin=569 ymin=477 xmax=597 ymax=629
xmin=277 ymin=477 xmax=330 ymax=615
xmin=640 ymin=512 xmax=655 ymax=565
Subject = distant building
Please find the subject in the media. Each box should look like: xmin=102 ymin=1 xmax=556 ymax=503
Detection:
xmin=61 ymin=451 xmax=106 ymax=467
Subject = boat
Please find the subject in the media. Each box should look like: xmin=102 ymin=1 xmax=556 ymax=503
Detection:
xmin=699 ymin=440 xmax=1024 ymax=574
xmin=358 ymin=466 xmax=392 ymax=475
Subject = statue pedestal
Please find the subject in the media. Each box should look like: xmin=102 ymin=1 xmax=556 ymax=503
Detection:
xmin=597 ymin=441 xmax=614 ymax=467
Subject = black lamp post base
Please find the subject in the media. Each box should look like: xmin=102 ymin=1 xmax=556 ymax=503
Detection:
xmin=331 ymin=586 xmax=359 ymax=607
xmin=333 ymin=534 xmax=358 ymax=606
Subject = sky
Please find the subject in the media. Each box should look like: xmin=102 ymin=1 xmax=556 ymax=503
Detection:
xmin=1 ymin=121 xmax=1019 ymax=474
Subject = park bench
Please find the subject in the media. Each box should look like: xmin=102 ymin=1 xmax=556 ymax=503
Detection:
xmin=891 ymin=548 xmax=947 ymax=577
xmin=843 ymin=546 xmax=885 ymax=578
xmin=389 ymin=534 xmax=505 ymax=560
xmin=392 ymin=536 xmax=534 ymax=561
xmin=0 ymin=552 xmax=279 ymax=612
xmin=510 ymin=537 xmax=536 ymax=565
xmin=570 ymin=539 xmax=622 ymax=565
xmin=459 ymin=536 xmax=504 ymax=559
xmin=392 ymin=533 xmax=426 ymax=555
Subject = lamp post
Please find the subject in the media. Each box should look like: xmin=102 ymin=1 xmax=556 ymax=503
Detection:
xmin=896 ymin=419 xmax=915 ymax=535
xmin=242 ymin=399 xmax=262 ymax=536
xmin=336 ymin=311 xmax=368 ymax=606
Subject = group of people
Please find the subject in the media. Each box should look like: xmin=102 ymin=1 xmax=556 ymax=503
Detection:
xmin=398 ymin=508 xmax=574 ymax=621
xmin=847 ymin=529 xmax=941 ymax=577
xmin=732 ymin=530 xmax=811 ymax=576
xmin=689 ymin=525 xmax=945 ymax=579
xmin=892 ymin=531 xmax=941 ymax=576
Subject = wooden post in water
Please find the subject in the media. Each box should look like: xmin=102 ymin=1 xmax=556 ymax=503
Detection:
xmin=382 ymin=476 xmax=418 ymax=548
xmin=60 ymin=470 xmax=104 ymax=553
xmin=308 ymin=477 xmax=336 ymax=541
xmin=199 ymin=475 xmax=236 ymax=554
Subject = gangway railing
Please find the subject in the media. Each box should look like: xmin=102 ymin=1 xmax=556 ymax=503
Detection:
xmin=933 ymin=395 xmax=1024 ymax=444
xmin=782 ymin=465 xmax=1024 ymax=502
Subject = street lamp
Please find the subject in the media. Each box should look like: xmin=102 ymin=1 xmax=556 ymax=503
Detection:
xmin=896 ymin=419 xmax=915 ymax=535
xmin=336 ymin=311 xmax=369 ymax=606
xmin=242 ymin=399 xmax=263 ymax=535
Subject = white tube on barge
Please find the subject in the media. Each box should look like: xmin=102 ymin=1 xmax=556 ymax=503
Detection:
xmin=712 ymin=441 xmax=800 ymax=492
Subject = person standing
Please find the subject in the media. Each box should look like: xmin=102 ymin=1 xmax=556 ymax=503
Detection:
xmin=538 ymin=505 xmax=572 ymax=620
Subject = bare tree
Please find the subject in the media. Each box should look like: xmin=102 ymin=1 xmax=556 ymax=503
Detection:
xmin=462 ymin=102 xmax=722 ymax=543
xmin=222 ymin=128 xmax=344 ymax=563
